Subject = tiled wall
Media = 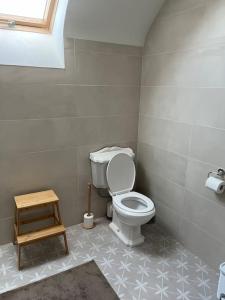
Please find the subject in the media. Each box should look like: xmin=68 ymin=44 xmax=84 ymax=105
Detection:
xmin=137 ymin=0 xmax=225 ymax=269
xmin=0 ymin=39 xmax=141 ymax=244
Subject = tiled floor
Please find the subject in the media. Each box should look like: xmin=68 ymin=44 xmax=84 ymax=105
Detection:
xmin=0 ymin=218 xmax=218 ymax=300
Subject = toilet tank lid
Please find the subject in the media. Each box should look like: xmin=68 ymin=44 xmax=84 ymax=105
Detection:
xmin=90 ymin=147 xmax=135 ymax=163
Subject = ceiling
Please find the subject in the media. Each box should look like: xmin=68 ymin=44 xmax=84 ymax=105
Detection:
xmin=64 ymin=0 xmax=165 ymax=46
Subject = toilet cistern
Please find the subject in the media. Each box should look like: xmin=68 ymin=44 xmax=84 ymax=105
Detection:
xmin=90 ymin=147 xmax=155 ymax=247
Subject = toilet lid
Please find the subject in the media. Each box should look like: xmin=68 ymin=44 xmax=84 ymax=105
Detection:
xmin=106 ymin=153 xmax=135 ymax=196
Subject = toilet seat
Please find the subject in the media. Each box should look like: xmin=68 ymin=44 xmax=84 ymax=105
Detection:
xmin=113 ymin=192 xmax=154 ymax=214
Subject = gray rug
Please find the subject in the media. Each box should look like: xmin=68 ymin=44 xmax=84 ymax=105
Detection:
xmin=0 ymin=261 xmax=119 ymax=300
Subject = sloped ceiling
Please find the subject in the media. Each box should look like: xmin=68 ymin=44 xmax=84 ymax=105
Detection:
xmin=64 ymin=0 xmax=165 ymax=46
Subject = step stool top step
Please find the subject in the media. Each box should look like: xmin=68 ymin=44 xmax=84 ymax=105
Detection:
xmin=17 ymin=225 xmax=65 ymax=245
xmin=15 ymin=190 xmax=59 ymax=209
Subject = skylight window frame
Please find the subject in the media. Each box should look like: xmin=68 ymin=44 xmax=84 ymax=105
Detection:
xmin=0 ymin=0 xmax=58 ymax=33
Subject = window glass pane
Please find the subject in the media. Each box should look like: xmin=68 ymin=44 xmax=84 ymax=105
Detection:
xmin=0 ymin=0 xmax=48 ymax=19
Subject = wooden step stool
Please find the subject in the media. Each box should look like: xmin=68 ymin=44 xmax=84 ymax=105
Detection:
xmin=14 ymin=190 xmax=69 ymax=270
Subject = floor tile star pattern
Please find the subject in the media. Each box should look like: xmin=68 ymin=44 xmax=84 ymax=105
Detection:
xmin=0 ymin=218 xmax=218 ymax=300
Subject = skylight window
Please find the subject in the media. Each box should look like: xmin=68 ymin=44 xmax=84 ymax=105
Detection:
xmin=0 ymin=0 xmax=58 ymax=32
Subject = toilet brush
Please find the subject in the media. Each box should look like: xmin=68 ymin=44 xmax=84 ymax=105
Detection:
xmin=82 ymin=183 xmax=95 ymax=229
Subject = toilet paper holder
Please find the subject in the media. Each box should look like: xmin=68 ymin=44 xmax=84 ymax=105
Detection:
xmin=208 ymin=168 xmax=225 ymax=179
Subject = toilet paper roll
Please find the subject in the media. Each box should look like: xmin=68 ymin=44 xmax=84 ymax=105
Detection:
xmin=83 ymin=213 xmax=94 ymax=229
xmin=205 ymin=176 xmax=225 ymax=194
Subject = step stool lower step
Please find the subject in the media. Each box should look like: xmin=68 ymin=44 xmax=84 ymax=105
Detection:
xmin=17 ymin=225 xmax=66 ymax=246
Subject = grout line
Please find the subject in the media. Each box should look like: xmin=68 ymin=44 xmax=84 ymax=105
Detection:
xmin=137 ymin=141 xmax=223 ymax=173
xmin=0 ymin=146 xmax=79 ymax=157
xmin=0 ymin=113 xmax=138 ymax=122
xmin=139 ymin=114 xmax=225 ymax=142
xmin=157 ymin=3 xmax=205 ymax=20
xmin=181 ymin=214 xmax=225 ymax=249
xmin=0 ymin=83 xmax=141 ymax=88
xmin=139 ymin=113 xmax=193 ymax=126
xmin=137 ymin=142 xmax=225 ymax=209
xmin=184 ymin=123 xmax=194 ymax=188
xmin=0 ymin=140 xmax=137 ymax=158
xmin=69 ymin=38 xmax=142 ymax=57
xmin=73 ymin=39 xmax=76 ymax=72
xmin=140 ymin=112 xmax=225 ymax=132
xmin=75 ymin=49 xmax=142 ymax=58
xmin=143 ymin=163 xmax=225 ymax=214
xmin=184 ymin=187 xmax=225 ymax=208
xmin=142 ymin=35 xmax=225 ymax=58
xmin=141 ymin=85 xmax=225 ymax=89
xmin=156 ymin=200 xmax=225 ymax=250
xmin=54 ymin=83 xmax=141 ymax=87
xmin=138 ymin=141 xmax=188 ymax=159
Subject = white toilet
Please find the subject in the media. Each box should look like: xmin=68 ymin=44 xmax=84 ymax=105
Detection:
xmin=90 ymin=147 xmax=155 ymax=246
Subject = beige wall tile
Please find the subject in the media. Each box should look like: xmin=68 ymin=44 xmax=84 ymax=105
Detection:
xmin=137 ymin=142 xmax=187 ymax=186
xmin=75 ymin=39 xmax=142 ymax=56
xmin=74 ymin=86 xmax=140 ymax=117
xmin=138 ymin=116 xmax=191 ymax=155
xmin=194 ymin=88 xmax=225 ymax=129
xmin=138 ymin=0 xmax=225 ymax=268
xmin=144 ymin=4 xmax=207 ymax=55
xmin=0 ymin=118 xmax=77 ymax=154
xmin=180 ymin=218 xmax=225 ymax=268
xmin=142 ymin=42 xmax=225 ymax=88
xmin=140 ymin=86 xmax=200 ymax=124
xmin=205 ymin=0 xmax=225 ymax=41
xmin=136 ymin=169 xmax=185 ymax=214
xmin=190 ymin=125 xmax=225 ymax=166
xmin=74 ymin=51 xmax=141 ymax=85
xmin=155 ymin=201 xmax=181 ymax=237
xmin=141 ymin=52 xmax=182 ymax=86
xmin=159 ymin=0 xmax=205 ymax=17
xmin=183 ymin=190 xmax=225 ymax=243
xmin=98 ymin=115 xmax=138 ymax=145
xmin=0 ymin=84 xmax=74 ymax=120
xmin=0 ymin=149 xmax=77 ymax=195
xmin=0 ymin=37 xmax=141 ymax=244
xmin=140 ymin=86 xmax=225 ymax=129
xmin=0 ymin=113 xmax=138 ymax=157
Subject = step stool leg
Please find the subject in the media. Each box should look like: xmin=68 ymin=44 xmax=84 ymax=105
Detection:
xmin=18 ymin=245 xmax=21 ymax=270
xmin=63 ymin=233 xmax=69 ymax=255
xmin=13 ymin=204 xmax=18 ymax=244
xmin=16 ymin=209 xmax=20 ymax=235
xmin=13 ymin=225 xmax=16 ymax=245
xmin=14 ymin=204 xmax=16 ymax=238
xmin=52 ymin=203 xmax=57 ymax=225
xmin=13 ymin=231 xmax=15 ymax=245
xmin=55 ymin=202 xmax=62 ymax=224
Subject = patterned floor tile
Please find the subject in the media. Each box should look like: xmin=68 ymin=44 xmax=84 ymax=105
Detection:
xmin=0 ymin=218 xmax=218 ymax=300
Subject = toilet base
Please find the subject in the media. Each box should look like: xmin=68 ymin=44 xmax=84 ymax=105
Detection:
xmin=109 ymin=210 xmax=145 ymax=247
xmin=109 ymin=222 xmax=144 ymax=246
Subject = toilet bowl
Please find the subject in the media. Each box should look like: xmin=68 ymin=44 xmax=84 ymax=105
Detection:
xmin=113 ymin=192 xmax=155 ymax=226
xmin=106 ymin=153 xmax=155 ymax=246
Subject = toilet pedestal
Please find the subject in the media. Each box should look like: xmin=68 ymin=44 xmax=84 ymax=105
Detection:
xmin=109 ymin=208 xmax=144 ymax=247
xmin=90 ymin=148 xmax=155 ymax=247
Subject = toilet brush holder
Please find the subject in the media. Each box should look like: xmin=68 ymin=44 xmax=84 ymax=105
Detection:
xmin=82 ymin=183 xmax=95 ymax=229
xmin=218 ymin=263 xmax=225 ymax=299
